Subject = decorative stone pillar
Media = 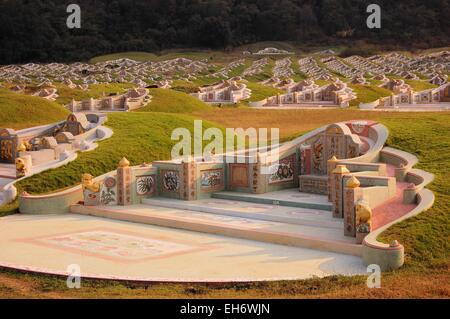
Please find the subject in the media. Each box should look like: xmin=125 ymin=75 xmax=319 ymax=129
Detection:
xmin=343 ymin=176 xmax=363 ymax=237
xmin=300 ymin=145 xmax=311 ymax=175
xmin=117 ymin=157 xmax=132 ymax=206
xmin=331 ymin=164 xmax=350 ymax=218
xmin=182 ymin=158 xmax=197 ymax=201
xmin=251 ymin=153 xmax=264 ymax=194
xmin=327 ymin=156 xmax=339 ymax=202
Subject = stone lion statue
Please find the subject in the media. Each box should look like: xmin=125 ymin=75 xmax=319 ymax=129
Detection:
xmin=355 ymin=199 xmax=372 ymax=234
xmin=81 ymin=173 xmax=101 ymax=193
xmin=15 ymin=158 xmax=29 ymax=178
xmin=81 ymin=173 xmax=102 ymax=206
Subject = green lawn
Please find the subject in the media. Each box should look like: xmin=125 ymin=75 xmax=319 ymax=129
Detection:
xmin=11 ymin=112 xmax=222 ymax=197
xmin=348 ymin=84 xmax=393 ymax=107
xmin=55 ymin=83 xmax=135 ymax=105
xmin=386 ymin=76 xmax=439 ymax=92
xmin=291 ymin=58 xmax=307 ymax=82
xmin=378 ymin=116 xmax=450 ymax=270
xmin=0 ymin=89 xmax=70 ymax=130
xmin=244 ymin=58 xmax=275 ymax=82
xmin=404 ymin=80 xmax=438 ymax=92
xmin=243 ymin=81 xmax=284 ymax=102
xmin=315 ymin=80 xmax=332 ymax=87
xmin=227 ymin=59 xmax=252 ymax=78
xmin=137 ymin=88 xmax=213 ymax=113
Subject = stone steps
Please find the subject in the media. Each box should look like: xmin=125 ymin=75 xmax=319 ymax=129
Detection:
xmin=212 ymin=190 xmax=333 ymax=211
xmin=70 ymin=204 xmax=361 ymax=256
xmin=142 ymin=197 xmax=341 ymax=229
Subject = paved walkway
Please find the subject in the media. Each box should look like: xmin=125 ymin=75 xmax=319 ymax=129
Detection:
xmin=0 ymin=214 xmax=366 ymax=282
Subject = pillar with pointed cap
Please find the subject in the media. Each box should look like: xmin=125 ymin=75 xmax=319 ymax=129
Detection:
xmin=343 ymin=175 xmax=363 ymax=237
xmin=117 ymin=157 xmax=132 ymax=205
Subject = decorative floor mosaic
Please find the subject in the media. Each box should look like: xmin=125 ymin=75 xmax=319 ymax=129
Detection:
xmin=18 ymin=228 xmax=213 ymax=263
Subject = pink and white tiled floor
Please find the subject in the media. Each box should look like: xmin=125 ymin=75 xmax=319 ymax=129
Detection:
xmin=0 ymin=214 xmax=366 ymax=282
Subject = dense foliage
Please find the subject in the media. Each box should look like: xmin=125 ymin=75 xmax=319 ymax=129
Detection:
xmin=0 ymin=0 xmax=449 ymax=63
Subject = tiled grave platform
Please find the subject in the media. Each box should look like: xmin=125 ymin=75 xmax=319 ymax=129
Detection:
xmin=70 ymin=204 xmax=361 ymax=256
xmin=0 ymin=214 xmax=366 ymax=282
xmin=142 ymin=197 xmax=341 ymax=229
xmin=212 ymin=189 xmax=332 ymax=211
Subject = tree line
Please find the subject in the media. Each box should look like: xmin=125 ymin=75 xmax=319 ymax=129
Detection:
xmin=0 ymin=0 xmax=449 ymax=64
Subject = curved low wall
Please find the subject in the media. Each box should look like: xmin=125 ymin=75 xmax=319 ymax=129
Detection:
xmin=0 ymin=124 xmax=113 ymax=207
xmin=362 ymin=186 xmax=435 ymax=271
xmin=249 ymin=98 xmax=268 ymax=107
xmin=19 ymin=185 xmax=83 ymax=215
xmin=406 ymin=168 xmax=434 ymax=191
xmin=360 ymin=141 xmax=435 ymax=270
xmin=343 ymin=123 xmax=388 ymax=164
xmin=19 ymin=171 xmax=114 ymax=214
xmin=359 ymin=99 xmax=380 ymax=110
xmin=381 ymin=147 xmax=418 ymax=169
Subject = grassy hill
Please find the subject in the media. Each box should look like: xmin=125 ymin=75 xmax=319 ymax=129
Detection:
xmin=0 ymin=89 xmax=70 ymax=129
xmin=12 ymin=112 xmax=223 ymax=198
xmin=137 ymin=88 xmax=213 ymax=113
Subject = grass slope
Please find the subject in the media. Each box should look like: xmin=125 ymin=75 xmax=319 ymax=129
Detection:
xmin=137 ymin=88 xmax=212 ymax=113
xmin=244 ymin=58 xmax=275 ymax=82
xmin=404 ymin=80 xmax=438 ymax=92
xmin=348 ymin=84 xmax=393 ymax=107
xmin=379 ymin=117 xmax=450 ymax=270
xmin=243 ymin=81 xmax=284 ymax=102
xmin=13 ymin=112 xmax=222 ymax=197
xmin=55 ymin=83 xmax=134 ymax=105
xmin=0 ymin=89 xmax=69 ymax=129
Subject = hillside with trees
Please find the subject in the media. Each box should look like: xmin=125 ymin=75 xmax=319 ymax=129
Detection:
xmin=0 ymin=0 xmax=449 ymax=64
